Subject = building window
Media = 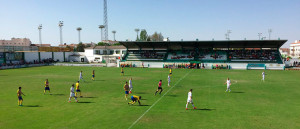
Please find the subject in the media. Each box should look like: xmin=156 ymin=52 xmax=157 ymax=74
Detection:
xmin=116 ymin=50 xmax=120 ymax=54
xmin=110 ymin=50 xmax=114 ymax=54
xmin=95 ymin=50 xmax=100 ymax=54
xmin=122 ymin=50 xmax=126 ymax=55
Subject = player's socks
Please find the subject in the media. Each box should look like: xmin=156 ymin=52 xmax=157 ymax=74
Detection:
xmin=186 ymin=104 xmax=188 ymax=108
xmin=192 ymin=104 xmax=195 ymax=108
xmin=155 ymin=91 xmax=158 ymax=95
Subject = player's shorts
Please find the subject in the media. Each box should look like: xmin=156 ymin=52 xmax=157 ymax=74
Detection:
xmin=18 ymin=96 xmax=23 ymax=100
xmin=187 ymin=99 xmax=193 ymax=103
xmin=170 ymin=73 xmax=172 ymax=74
xmin=45 ymin=87 xmax=50 ymax=90
xmin=121 ymin=71 xmax=124 ymax=73
xmin=131 ymin=96 xmax=136 ymax=101
xmin=76 ymin=89 xmax=81 ymax=92
xmin=70 ymin=93 xmax=75 ymax=97
xmin=125 ymin=91 xmax=129 ymax=94
xmin=158 ymin=87 xmax=162 ymax=90
xmin=92 ymin=75 xmax=95 ymax=78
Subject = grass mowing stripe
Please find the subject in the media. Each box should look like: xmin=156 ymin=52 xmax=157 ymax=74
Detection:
xmin=128 ymin=69 xmax=193 ymax=129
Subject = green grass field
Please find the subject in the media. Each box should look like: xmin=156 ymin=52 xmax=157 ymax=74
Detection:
xmin=0 ymin=66 xmax=299 ymax=129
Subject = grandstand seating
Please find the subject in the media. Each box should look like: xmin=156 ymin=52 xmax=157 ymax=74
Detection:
xmin=126 ymin=50 xmax=167 ymax=61
xmin=124 ymin=49 xmax=283 ymax=64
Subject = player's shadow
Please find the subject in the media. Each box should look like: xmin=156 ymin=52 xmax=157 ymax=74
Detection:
xmin=231 ymin=91 xmax=245 ymax=93
xmin=132 ymin=104 xmax=151 ymax=106
xmin=140 ymin=99 xmax=147 ymax=100
xmin=94 ymin=80 xmax=105 ymax=81
xmin=166 ymin=95 xmax=178 ymax=97
xmin=195 ymin=108 xmax=215 ymax=111
xmin=134 ymin=92 xmax=147 ymax=94
xmin=23 ymin=105 xmax=41 ymax=107
xmin=77 ymin=102 xmax=94 ymax=103
xmin=52 ymin=94 xmax=65 ymax=96
xmin=83 ymin=97 xmax=97 ymax=98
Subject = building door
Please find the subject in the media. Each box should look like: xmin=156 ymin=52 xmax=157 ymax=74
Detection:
xmin=81 ymin=58 xmax=84 ymax=62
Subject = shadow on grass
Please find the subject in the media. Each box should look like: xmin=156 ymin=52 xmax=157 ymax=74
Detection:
xmin=231 ymin=91 xmax=245 ymax=93
xmin=83 ymin=97 xmax=97 ymax=98
xmin=77 ymin=102 xmax=94 ymax=104
xmin=166 ymin=94 xmax=178 ymax=97
xmin=194 ymin=108 xmax=216 ymax=111
xmin=51 ymin=94 xmax=65 ymax=96
xmin=134 ymin=92 xmax=147 ymax=94
xmin=94 ymin=80 xmax=105 ymax=81
xmin=131 ymin=104 xmax=151 ymax=106
xmin=140 ymin=99 xmax=147 ymax=100
xmin=23 ymin=105 xmax=41 ymax=107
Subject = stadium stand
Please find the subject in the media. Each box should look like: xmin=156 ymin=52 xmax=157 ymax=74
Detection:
xmin=120 ymin=40 xmax=287 ymax=70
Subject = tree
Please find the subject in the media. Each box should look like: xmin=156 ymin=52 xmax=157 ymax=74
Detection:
xmin=150 ymin=32 xmax=164 ymax=41
xmin=97 ymin=42 xmax=110 ymax=46
xmin=112 ymin=42 xmax=121 ymax=46
xmin=140 ymin=29 xmax=148 ymax=41
xmin=77 ymin=43 xmax=85 ymax=52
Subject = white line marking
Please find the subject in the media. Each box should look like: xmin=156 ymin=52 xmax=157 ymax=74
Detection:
xmin=128 ymin=70 xmax=193 ymax=129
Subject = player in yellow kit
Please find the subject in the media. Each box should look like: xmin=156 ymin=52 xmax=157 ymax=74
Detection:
xmin=121 ymin=67 xmax=124 ymax=76
xmin=92 ymin=70 xmax=95 ymax=81
xmin=17 ymin=87 xmax=25 ymax=106
xmin=44 ymin=79 xmax=51 ymax=95
xmin=128 ymin=95 xmax=141 ymax=105
xmin=75 ymin=81 xmax=82 ymax=97
xmin=169 ymin=68 xmax=172 ymax=75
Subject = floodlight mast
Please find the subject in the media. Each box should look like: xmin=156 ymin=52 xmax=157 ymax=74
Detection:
xmin=258 ymin=33 xmax=262 ymax=40
xmin=38 ymin=24 xmax=42 ymax=45
xmin=135 ymin=28 xmax=140 ymax=41
xmin=268 ymin=29 xmax=272 ymax=40
xmin=58 ymin=21 xmax=64 ymax=45
xmin=77 ymin=27 xmax=82 ymax=43
xmin=225 ymin=30 xmax=232 ymax=40
xmin=99 ymin=25 xmax=105 ymax=42
xmin=112 ymin=30 xmax=116 ymax=41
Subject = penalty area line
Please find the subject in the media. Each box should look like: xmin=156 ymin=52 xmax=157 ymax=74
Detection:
xmin=128 ymin=69 xmax=193 ymax=129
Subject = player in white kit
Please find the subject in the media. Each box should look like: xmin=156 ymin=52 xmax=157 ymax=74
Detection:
xmin=168 ymin=74 xmax=171 ymax=87
xmin=262 ymin=71 xmax=265 ymax=81
xmin=225 ymin=77 xmax=231 ymax=92
xmin=79 ymin=71 xmax=84 ymax=82
xmin=129 ymin=78 xmax=133 ymax=94
xmin=68 ymin=84 xmax=78 ymax=103
xmin=186 ymin=89 xmax=196 ymax=110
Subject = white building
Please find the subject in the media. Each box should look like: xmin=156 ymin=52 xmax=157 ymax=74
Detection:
xmin=290 ymin=40 xmax=300 ymax=58
xmin=84 ymin=46 xmax=126 ymax=63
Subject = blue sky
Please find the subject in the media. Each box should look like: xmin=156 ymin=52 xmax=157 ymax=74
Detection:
xmin=0 ymin=0 xmax=299 ymax=47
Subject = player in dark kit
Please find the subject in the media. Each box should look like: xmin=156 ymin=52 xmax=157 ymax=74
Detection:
xmin=155 ymin=80 xmax=163 ymax=95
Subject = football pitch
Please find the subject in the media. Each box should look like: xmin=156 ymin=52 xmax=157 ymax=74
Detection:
xmin=0 ymin=66 xmax=299 ymax=129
